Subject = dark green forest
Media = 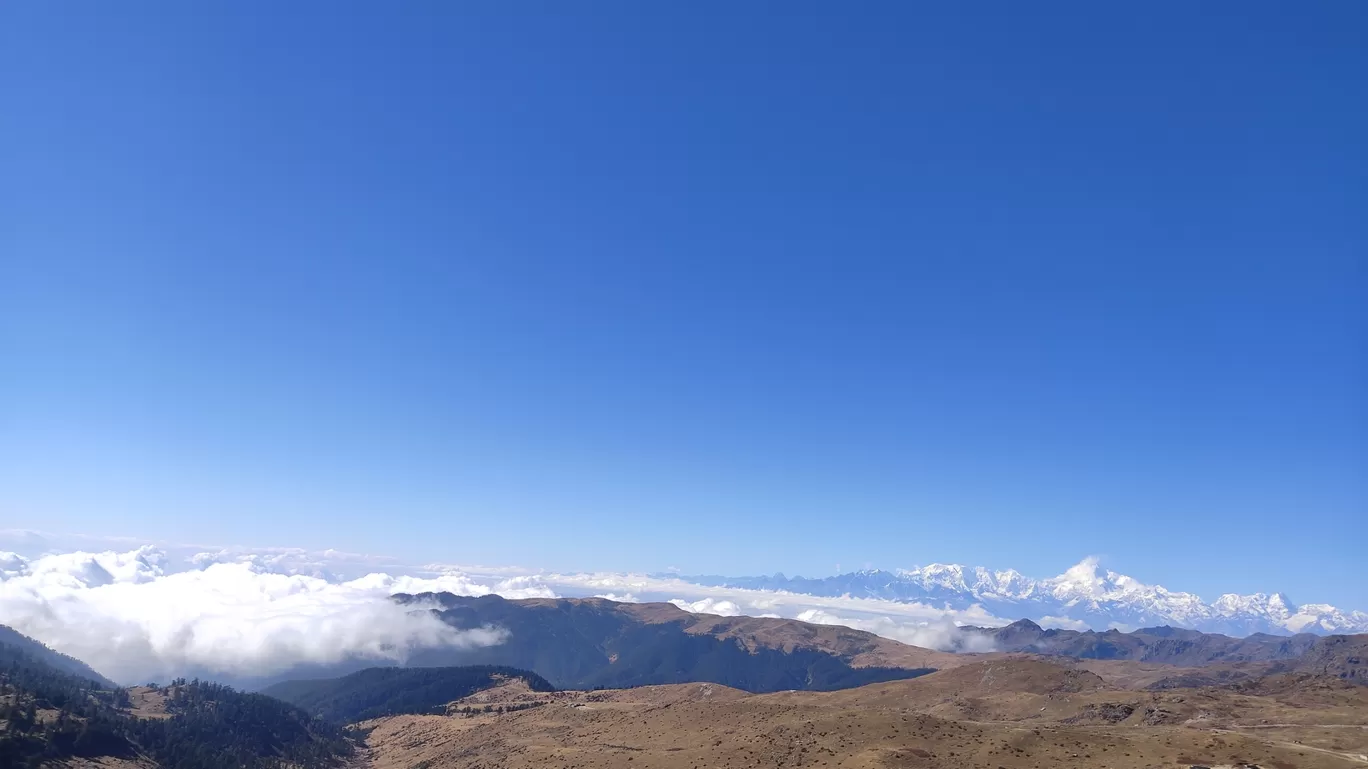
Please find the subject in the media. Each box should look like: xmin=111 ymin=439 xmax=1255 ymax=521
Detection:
xmin=0 ymin=640 xmax=352 ymax=769
xmin=264 ymin=665 xmax=554 ymax=723
xmin=0 ymin=625 xmax=115 ymax=687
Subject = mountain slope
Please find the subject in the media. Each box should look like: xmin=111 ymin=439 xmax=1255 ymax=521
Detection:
xmin=1291 ymin=634 xmax=1368 ymax=683
xmin=962 ymin=619 xmax=1323 ymax=664
xmin=684 ymin=559 xmax=1368 ymax=636
xmin=952 ymin=620 xmax=1368 ymax=689
xmin=358 ymin=658 xmax=1368 ymax=769
xmin=391 ymin=594 xmax=946 ymax=692
xmin=264 ymin=665 xmax=554 ymax=723
xmin=0 ymin=626 xmax=353 ymax=769
xmin=1 ymin=622 xmax=116 ymax=687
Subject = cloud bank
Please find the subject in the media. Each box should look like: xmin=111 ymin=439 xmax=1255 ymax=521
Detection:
xmin=0 ymin=546 xmax=546 ymax=684
xmin=0 ymin=539 xmax=1006 ymax=684
xmin=547 ymin=570 xmax=1011 ymax=650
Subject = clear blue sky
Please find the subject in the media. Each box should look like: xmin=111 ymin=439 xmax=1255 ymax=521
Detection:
xmin=2 ymin=3 xmax=1364 ymax=607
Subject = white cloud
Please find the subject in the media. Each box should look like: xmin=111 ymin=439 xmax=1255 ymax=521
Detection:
xmin=0 ymin=544 xmax=1009 ymax=685
xmin=187 ymin=547 xmax=407 ymax=580
xmin=669 ymin=598 xmax=742 ymax=616
xmin=1 ymin=551 xmax=30 ymax=579
xmin=536 ymin=571 xmax=1010 ymax=649
xmin=793 ymin=609 xmax=997 ymax=653
xmin=1038 ymin=615 xmax=1091 ymax=631
xmin=0 ymin=548 xmax=532 ymax=684
xmin=593 ymin=593 xmax=640 ymax=603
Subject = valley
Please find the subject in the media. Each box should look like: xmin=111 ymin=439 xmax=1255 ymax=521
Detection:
xmin=5 ymin=598 xmax=1368 ymax=769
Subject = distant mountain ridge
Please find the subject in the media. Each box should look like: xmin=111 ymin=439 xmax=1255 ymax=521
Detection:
xmin=964 ymin=619 xmax=1314 ymax=665
xmin=679 ymin=558 xmax=1368 ymax=636
xmin=390 ymin=593 xmax=944 ymax=692
xmin=966 ymin=619 xmax=1367 ymax=686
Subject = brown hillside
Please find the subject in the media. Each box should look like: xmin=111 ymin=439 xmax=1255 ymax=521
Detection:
xmin=616 ymin=601 xmax=974 ymax=670
xmin=1293 ymin=634 xmax=1368 ymax=683
xmin=906 ymin=658 xmax=1110 ymax=697
xmin=407 ymin=594 xmax=967 ymax=691
xmin=518 ymin=597 xmax=973 ymax=671
xmin=359 ymin=663 xmax=1368 ymax=769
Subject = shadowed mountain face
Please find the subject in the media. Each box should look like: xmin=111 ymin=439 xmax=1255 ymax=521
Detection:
xmin=0 ymin=626 xmax=353 ymax=769
xmin=263 ymin=665 xmax=555 ymax=723
xmin=1292 ymin=634 xmax=1368 ymax=683
xmin=391 ymin=593 xmax=943 ymax=692
xmin=0 ymin=623 xmax=116 ymax=687
xmin=962 ymin=619 xmax=1367 ymax=683
xmin=962 ymin=618 xmax=1323 ymax=664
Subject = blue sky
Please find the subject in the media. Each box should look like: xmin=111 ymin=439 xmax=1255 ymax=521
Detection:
xmin=2 ymin=3 xmax=1364 ymax=608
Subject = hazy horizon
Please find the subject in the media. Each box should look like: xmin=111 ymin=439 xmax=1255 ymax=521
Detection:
xmin=4 ymin=529 xmax=1365 ymax=686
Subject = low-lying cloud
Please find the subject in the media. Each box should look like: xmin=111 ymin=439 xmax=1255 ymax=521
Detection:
xmin=0 ymin=539 xmax=1009 ymax=685
xmin=542 ymin=571 xmax=1009 ymax=652
xmin=0 ymin=547 xmax=544 ymax=684
xmin=1038 ymin=615 xmax=1091 ymax=631
xmin=793 ymin=610 xmax=997 ymax=652
xmin=669 ymin=597 xmax=742 ymax=616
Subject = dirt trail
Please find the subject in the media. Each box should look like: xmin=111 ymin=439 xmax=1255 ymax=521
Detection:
xmin=1213 ymin=728 xmax=1368 ymax=765
xmin=1232 ymin=724 xmax=1368 ymax=730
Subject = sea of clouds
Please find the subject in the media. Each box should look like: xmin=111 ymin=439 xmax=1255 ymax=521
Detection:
xmin=0 ymin=531 xmax=1005 ymax=685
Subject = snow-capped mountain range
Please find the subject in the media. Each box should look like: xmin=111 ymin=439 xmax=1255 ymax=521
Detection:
xmin=683 ymin=557 xmax=1368 ymax=637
